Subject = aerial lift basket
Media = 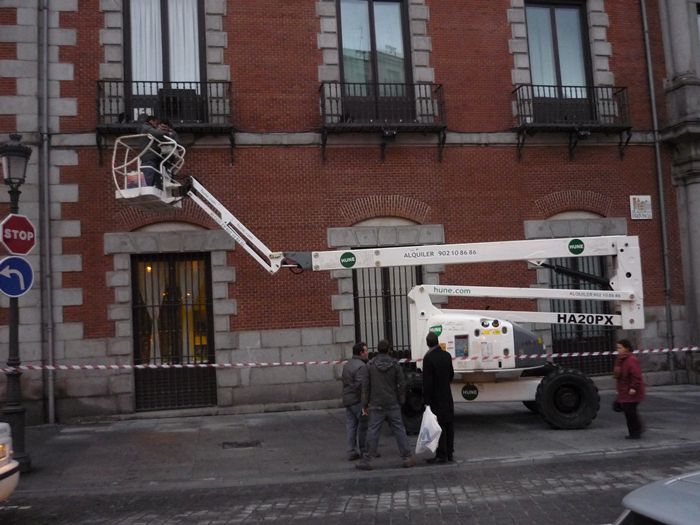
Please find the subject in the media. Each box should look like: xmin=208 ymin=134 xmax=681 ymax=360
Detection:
xmin=111 ymin=134 xmax=186 ymax=211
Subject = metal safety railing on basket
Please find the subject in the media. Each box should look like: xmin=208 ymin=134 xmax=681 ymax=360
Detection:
xmin=111 ymin=134 xmax=186 ymax=196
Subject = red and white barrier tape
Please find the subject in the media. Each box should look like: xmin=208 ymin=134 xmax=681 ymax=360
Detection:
xmin=1 ymin=346 xmax=698 ymax=373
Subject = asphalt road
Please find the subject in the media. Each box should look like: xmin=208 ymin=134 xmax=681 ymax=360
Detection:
xmin=1 ymin=385 xmax=699 ymax=524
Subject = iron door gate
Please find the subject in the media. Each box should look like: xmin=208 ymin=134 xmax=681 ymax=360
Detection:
xmin=549 ymin=255 xmax=615 ymax=375
xmin=353 ymin=265 xmax=423 ymax=354
xmin=132 ymin=252 xmax=217 ymax=410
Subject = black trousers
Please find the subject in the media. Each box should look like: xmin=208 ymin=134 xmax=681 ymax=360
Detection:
xmin=620 ymin=402 xmax=643 ymax=437
xmin=142 ymin=163 xmax=162 ymax=188
xmin=436 ymin=416 xmax=454 ymax=459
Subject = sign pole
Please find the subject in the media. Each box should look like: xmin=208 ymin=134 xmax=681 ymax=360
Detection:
xmin=2 ymin=182 xmax=31 ymax=472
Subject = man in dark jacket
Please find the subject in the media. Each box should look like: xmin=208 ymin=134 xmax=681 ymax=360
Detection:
xmin=357 ymin=339 xmax=416 ymax=470
xmin=138 ymin=115 xmax=177 ymax=187
xmin=423 ymin=331 xmax=455 ymax=463
xmin=342 ymin=342 xmax=369 ymax=460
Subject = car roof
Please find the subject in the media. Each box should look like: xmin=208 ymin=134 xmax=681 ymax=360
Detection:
xmin=622 ymin=471 xmax=700 ymax=525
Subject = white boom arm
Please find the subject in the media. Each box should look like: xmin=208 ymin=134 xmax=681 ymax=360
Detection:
xmin=184 ymin=177 xmax=286 ymax=274
xmin=179 ymin=177 xmax=645 ymax=328
xmin=312 ymin=236 xmax=644 ymax=330
xmin=311 ymin=236 xmax=637 ymax=271
xmin=408 ymin=283 xmax=640 ymax=329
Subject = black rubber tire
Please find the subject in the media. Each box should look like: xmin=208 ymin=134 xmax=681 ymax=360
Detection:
xmin=402 ymin=383 xmax=424 ymax=435
xmin=522 ymin=400 xmax=539 ymax=414
xmin=535 ymin=368 xmax=600 ymax=429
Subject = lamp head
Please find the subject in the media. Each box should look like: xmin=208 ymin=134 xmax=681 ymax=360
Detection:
xmin=0 ymin=134 xmax=32 ymax=187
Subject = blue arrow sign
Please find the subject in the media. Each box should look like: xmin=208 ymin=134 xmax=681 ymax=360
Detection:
xmin=0 ymin=256 xmax=34 ymax=298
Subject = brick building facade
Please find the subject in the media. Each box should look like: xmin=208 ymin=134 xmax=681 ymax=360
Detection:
xmin=0 ymin=0 xmax=696 ymax=424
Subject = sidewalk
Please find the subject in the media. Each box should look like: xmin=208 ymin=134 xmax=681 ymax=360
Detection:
xmin=15 ymin=385 xmax=700 ymax=495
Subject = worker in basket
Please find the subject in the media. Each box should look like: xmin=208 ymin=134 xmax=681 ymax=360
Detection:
xmin=138 ymin=114 xmax=179 ymax=188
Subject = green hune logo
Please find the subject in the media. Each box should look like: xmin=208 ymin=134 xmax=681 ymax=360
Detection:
xmin=340 ymin=252 xmax=356 ymax=268
xmin=461 ymin=383 xmax=478 ymax=401
xmin=568 ymin=238 xmax=584 ymax=255
xmin=429 ymin=325 xmax=443 ymax=336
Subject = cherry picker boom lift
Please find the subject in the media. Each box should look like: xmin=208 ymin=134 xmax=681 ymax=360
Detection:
xmin=112 ymin=134 xmax=645 ymax=430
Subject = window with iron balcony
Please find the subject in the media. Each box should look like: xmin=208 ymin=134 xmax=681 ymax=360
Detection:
xmin=320 ymin=0 xmax=446 ymax=159
xmin=97 ymin=0 xmax=234 ymax=146
xmin=513 ymin=1 xmax=631 ymax=158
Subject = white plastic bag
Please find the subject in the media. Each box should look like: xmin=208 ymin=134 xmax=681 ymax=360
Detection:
xmin=415 ymin=406 xmax=442 ymax=455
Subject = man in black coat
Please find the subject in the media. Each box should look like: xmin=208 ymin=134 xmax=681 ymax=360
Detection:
xmin=422 ymin=331 xmax=455 ymax=463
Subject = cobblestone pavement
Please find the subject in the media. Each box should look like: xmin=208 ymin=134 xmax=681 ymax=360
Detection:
xmin=2 ymin=444 xmax=699 ymax=524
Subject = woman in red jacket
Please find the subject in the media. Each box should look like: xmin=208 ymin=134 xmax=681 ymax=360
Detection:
xmin=613 ymin=339 xmax=646 ymax=439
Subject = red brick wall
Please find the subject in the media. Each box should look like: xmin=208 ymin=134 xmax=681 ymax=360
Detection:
xmin=607 ymin=0 xmax=667 ymax=129
xmin=53 ymin=2 xmax=671 ymax=135
xmin=430 ymin=0 xmax=514 ymax=131
xmin=0 ymin=7 xmax=17 ymax=133
xmin=227 ymin=1 xmax=321 ymax=132
xmin=52 ymin=1 xmax=680 ymax=335
xmin=60 ymin=150 xmax=116 ymax=338
xmin=59 ymin=0 xmax=102 ymax=133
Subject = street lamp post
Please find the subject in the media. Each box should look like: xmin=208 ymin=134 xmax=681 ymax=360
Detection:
xmin=1 ymin=133 xmax=33 ymax=473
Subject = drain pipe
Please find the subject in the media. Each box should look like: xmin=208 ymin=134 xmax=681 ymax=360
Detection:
xmin=39 ymin=0 xmax=56 ymax=423
xmin=639 ymin=0 xmax=674 ymax=351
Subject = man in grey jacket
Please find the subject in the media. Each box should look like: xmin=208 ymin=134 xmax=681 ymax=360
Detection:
xmin=342 ymin=342 xmax=369 ymax=460
xmin=357 ymin=339 xmax=416 ymax=470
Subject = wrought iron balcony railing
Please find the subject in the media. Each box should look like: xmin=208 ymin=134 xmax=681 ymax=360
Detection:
xmin=320 ymin=81 xmax=446 ymax=131
xmin=320 ymin=81 xmax=446 ymax=159
xmin=512 ymin=84 xmax=630 ymax=131
xmin=96 ymin=80 xmax=235 ymax=162
xmin=97 ymin=80 xmax=233 ymax=133
xmin=512 ymin=84 xmax=631 ymax=158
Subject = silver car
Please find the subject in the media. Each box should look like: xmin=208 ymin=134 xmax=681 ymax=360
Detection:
xmin=613 ymin=470 xmax=700 ymax=525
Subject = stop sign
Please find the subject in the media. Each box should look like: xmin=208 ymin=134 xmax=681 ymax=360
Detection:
xmin=1 ymin=214 xmax=36 ymax=255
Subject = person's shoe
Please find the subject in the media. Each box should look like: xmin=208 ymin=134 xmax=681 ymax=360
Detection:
xmin=402 ymin=455 xmax=417 ymax=468
xmin=625 ymin=435 xmax=641 ymax=440
xmin=447 ymin=456 xmax=454 ymax=462
xmin=426 ymin=456 xmax=448 ymax=464
xmin=348 ymin=452 xmax=361 ymax=461
xmin=356 ymin=462 xmax=372 ymax=471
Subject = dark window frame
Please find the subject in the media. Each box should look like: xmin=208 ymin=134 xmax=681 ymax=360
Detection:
xmin=123 ymin=0 xmax=208 ymax=85
xmin=524 ymin=0 xmax=594 ymax=90
xmin=335 ymin=0 xmax=414 ymax=86
xmin=130 ymin=252 xmax=215 ymax=367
